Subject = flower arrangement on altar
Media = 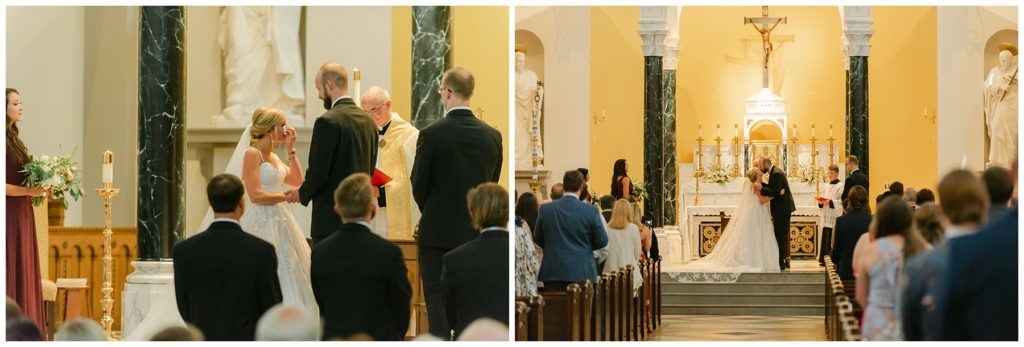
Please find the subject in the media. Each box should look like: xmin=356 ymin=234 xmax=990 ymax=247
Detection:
xmin=632 ymin=184 xmax=648 ymax=201
xmin=701 ymin=162 xmax=733 ymax=185
xmin=21 ymin=149 xmax=84 ymax=208
xmin=794 ymin=164 xmax=826 ymax=184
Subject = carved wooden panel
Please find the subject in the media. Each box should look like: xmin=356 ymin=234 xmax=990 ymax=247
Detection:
xmin=48 ymin=227 xmax=137 ymax=331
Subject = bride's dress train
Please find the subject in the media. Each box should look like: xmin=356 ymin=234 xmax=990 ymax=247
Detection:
xmin=682 ymin=181 xmax=780 ymax=273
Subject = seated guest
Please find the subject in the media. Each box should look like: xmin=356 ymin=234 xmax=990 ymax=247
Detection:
xmin=855 ymin=198 xmax=929 ymax=341
xmin=902 ymin=170 xmax=988 ymax=341
xmin=598 ymin=195 xmax=616 ymax=222
xmin=442 ymin=183 xmax=510 ymax=339
xmin=456 ymin=318 xmax=509 ymax=341
xmin=312 ymin=173 xmax=411 ymax=341
xmin=605 ymin=199 xmax=643 ymax=293
xmin=535 ymin=170 xmax=609 ymax=291
xmin=935 ymin=208 xmax=1018 ymax=340
xmin=982 ymin=166 xmax=1013 ymax=222
xmin=550 ymin=183 xmax=564 ymax=200
xmin=913 ymin=202 xmax=944 ymax=245
xmin=173 ymin=174 xmax=282 ymax=341
xmin=6 ymin=317 xmax=44 ymax=341
xmin=6 ymin=297 xmax=23 ymax=320
xmin=915 ymin=188 xmax=935 ymax=205
xmin=831 ymin=186 xmax=871 ymax=281
xmin=54 ymin=318 xmax=106 ymax=341
xmin=256 ymin=304 xmax=321 ymax=341
xmin=151 ymin=325 xmax=204 ymax=341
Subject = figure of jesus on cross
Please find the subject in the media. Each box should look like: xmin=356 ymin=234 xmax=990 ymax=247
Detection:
xmin=745 ymin=6 xmax=787 ymax=88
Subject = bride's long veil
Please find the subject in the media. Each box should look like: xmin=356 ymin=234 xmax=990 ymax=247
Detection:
xmin=196 ymin=125 xmax=252 ymax=233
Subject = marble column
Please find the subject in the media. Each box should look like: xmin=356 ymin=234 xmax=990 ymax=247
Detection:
xmin=138 ymin=6 xmax=186 ymax=260
xmin=661 ymin=8 xmax=681 ymax=226
xmin=410 ymin=6 xmax=452 ymax=129
xmin=842 ymin=7 xmax=873 ymax=177
xmin=639 ymin=7 xmax=668 ymax=227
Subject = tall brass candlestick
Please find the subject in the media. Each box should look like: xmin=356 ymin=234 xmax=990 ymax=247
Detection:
xmin=789 ymin=135 xmax=799 ymax=177
xmin=695 ymin=135 xmax=704 ymax=206
xmin=96 ymin=151 xmax=119 ymax=339
xmin=810 ymin=134 xmax=820 ymax=197
xmin=715 ymin=134 xmax=722 ymax=168
xmin=732 ymin=135 xmax=741 ymax=177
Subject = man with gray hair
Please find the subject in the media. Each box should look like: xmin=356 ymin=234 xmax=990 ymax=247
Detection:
xmin=54 ymin=318 xmax=107 ymax=341
xmin=361 ymin=86 xmax=421 ymax=239
xmin=256 ymin=304 xmax=321 ymax=341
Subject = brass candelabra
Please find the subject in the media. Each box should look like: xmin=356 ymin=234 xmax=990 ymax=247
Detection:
xmin=96 ymin=151 xmax=119 ymax=340
xmin=788 ymin=135 xmax=799 ymax=177
xmin=695 ymin=133 xmax=704 ymax=206
xmin=811 ymin=132 xmax=820 ymax=198
xmin=828 ymin=122 xmax=836 ymax=166
xmin=732 ymin=135 xmax=741 ymax=177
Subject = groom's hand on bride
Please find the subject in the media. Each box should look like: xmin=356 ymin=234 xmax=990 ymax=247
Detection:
xmin=283 ymin=189 xmax=299 ymax=203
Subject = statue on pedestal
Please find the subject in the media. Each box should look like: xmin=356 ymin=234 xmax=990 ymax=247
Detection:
xmin=215 ymin=6 xmax=305 ymax=126
xmin=984 ymin=46 xmax=1018 ymax=168
xmin=515 ymin=46 xmax=543 ymax=170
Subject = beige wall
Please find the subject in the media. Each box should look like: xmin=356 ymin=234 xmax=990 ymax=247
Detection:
xmin=7 ymin=7 xmax=86 ymax=226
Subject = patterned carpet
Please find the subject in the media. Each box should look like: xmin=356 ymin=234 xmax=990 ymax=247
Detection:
xmin=646 ymin=315 xmax=826 ymax=341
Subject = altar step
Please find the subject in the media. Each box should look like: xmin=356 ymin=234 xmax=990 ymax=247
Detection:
xmin=660 ymin=271 xmax=825 ymax=316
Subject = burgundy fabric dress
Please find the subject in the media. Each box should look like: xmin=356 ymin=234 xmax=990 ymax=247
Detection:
xmin=6 ymin=144 xmax=47 ymax=335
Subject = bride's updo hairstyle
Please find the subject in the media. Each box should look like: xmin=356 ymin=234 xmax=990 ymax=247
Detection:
xmin=746 ymin=168 xmax=761 ymax=183
xmin=250 ymin=107 xmax=285 ymax=145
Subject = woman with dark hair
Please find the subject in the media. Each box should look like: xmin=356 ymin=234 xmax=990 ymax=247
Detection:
xmin=577 ymin=168 xmax=592 ymax=203
xmin=831 ymin=185 xmax=871 ymax=281
xmin=515 ymin=192 xmax=540 ymax=237
xmin=855 ymin=198 xmax=930 ymax=340
xmin=5 ymin=88 xmax=48 ymax=336
xmin=610 ymin=159 xmax=634 ymax=200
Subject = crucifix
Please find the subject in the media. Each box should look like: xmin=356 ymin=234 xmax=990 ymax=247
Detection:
xmin=744 ymin=6 xmax=787 ymax=88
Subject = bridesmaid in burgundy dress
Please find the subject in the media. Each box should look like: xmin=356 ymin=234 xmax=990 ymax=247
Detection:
xmin=6 ymin=88 xmax=48 ymax=335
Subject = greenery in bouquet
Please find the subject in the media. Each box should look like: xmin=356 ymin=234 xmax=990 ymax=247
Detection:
xmin=701 ymin=162 xmax=733 ymax=185
xmin=21 ymin=149 xmax=84 ymax=208
xmin=794 ymin=164 xmax=826 ymax=184
xmin=632 ymin=184 xmax=648 ymax=201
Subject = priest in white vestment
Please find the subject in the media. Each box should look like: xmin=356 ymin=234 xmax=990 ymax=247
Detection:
xmin=362 ymin=86 xmax=420 ymax=239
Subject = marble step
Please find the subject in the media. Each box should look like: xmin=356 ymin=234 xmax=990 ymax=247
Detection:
xmin=662 ymin=293 xmax=825 ymax=306
xmin=661 ymin=272 xmax=825 ymax=283
xmin=662 ymin=282 xmax=824 ymax=294
xmin=662 ymin=303 xmax=825 ymax=316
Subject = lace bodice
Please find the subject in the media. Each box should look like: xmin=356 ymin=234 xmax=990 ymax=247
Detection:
xmin=255 ymin=151 xmax=286 ymax=194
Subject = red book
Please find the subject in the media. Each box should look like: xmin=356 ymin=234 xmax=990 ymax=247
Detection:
xmin=372 ymin=168 xmax=392 ymax=187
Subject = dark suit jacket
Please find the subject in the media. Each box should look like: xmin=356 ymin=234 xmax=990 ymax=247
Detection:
xmin=534 ymin=196 xmax=609 ymax=283
xmin=441 ymin=229 xmax=510 ymax=339
xmin=311 ymin=222 xmax=412 ymax=341
xmin=173 ymin=221 xmax=282 ymax=341
xmin=902 ymin=244 xmax=952 ymax=341
xmin=299 ymin=98 xmax=379 ymax=239
xmin=759 ymin=165 xmax=796 ymax=218
xmin=831 ymin=208 xmax=872 ymax=280
xmin=841 ymin=169 xmax=869 ymax=206
xmin=601 ymin=210 xmax=612 ymax=223
xmin=936 ymin=208 xmax=1018 ymax=341
xmin=411 ymin=108 xmax=503 ymax=249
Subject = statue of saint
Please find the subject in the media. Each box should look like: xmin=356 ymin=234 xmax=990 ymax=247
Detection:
xmin=984 ymin=47 xmax=1018 ymax=168
xmin=515 ymin=46 xmax=543 ymax=170
xmin=216 ymin=6 xmax=305 ymax=126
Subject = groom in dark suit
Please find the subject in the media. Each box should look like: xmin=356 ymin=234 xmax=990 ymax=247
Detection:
xmin=411 ymin=67 xmax=503 ymax=337
xmin=754 ymin=157 xmax=796 ymax=270
xmin=291 ymin=63 xmax=379 ymax=245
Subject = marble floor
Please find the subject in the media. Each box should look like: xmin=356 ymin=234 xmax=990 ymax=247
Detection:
xmin=661 ymin=259 xmax=826 ymax=273
xmin=646 ymin=315 xmax=827 ymax=341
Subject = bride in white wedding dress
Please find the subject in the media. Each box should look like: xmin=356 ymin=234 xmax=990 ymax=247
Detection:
xmin=682 ymin=168 xmax=780 ymax=273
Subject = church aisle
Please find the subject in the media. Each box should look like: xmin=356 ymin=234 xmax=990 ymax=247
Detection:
xmin=646 ymin=315 xmax=825 ymax=341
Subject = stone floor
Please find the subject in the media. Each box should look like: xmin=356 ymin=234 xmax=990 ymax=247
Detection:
xmin=646 ymin=315 xmax=827 ymax=341
xmin=661 ymin=259 xmax=826 ymax=273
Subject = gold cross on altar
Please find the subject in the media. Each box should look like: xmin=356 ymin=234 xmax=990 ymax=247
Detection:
xmin=744 ymin=6 xmax=787 ymax=88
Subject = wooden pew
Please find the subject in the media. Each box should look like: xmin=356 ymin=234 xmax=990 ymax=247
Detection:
xmin=623 ymin=266 xmax=634 ymax=341
xmin=601 ymin=273 xmax=615 ymax=341
xmin=515 ymin=295 xmax=545 ymax=341
xmin=590 ymin=276 xmax=604 ymax=341
xmin=578 ymin=280 xmax=593 ymax=341
xmin=515 ymin=301 xmax=529 ymax=341
xmin=540 ymin=283 xmax=582 ymax=341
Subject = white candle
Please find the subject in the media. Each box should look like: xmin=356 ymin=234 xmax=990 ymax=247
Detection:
xmin=793 ymin=123 xmax=798 ymax=138
xmin=734 ymin=123 xmax=739 ymax=138
xmin=829 ymin=123 xmax=833 ymax=137
xmin=353 ymin=68 xmax=361 ymax=107
xmin=716 ymin=124 xmax=720 ymax=138
xmin=699 ymin=123 xmax=703 ymax=138
xmin=812 ymin=122 xmax=816 ymax=137
xmin=102 ymin=164 xmax=113 ymax=184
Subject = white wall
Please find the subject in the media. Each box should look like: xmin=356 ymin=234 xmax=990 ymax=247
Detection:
xmin=6 ymin=7 xmax=86 ymax=226
xmin=937 ymin=6 xmax=1017 ymax=175
xmin=516 ymin=7 xmax=591 ymax=189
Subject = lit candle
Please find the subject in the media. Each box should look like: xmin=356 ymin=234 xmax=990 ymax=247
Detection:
xmin=734 ymin=123 xmax=739 ymax=138
xmin=353 ymin=68 xmax=361 ymax=107
xmin=102 ymin=151 xmax=114 ymax=185
xmin=793 ymin=123 xmax=798 ymax=138
xmin=716 ymin=123 xmax=721 ymax=138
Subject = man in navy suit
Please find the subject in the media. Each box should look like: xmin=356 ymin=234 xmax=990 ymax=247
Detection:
xmin=534 ymin=170 xmax=609 ymax=291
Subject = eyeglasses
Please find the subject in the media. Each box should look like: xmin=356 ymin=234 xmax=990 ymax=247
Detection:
xmin=364 ymin=102 xmax=388 ymax=114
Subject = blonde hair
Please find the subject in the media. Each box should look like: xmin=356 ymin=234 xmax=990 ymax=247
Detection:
xmin=607 ymin=199 xmax=633 ymax=229
xmin=746 ymin=168 xmax=761 ymax=184
xmin=250 ymin=107 xmax=285 ymax=145
xmin=334 ymin=173 xmax=373 ymax=220
xmin=629 ymin=202 xmax=642 ymax=225
xmin=467 ymin=183 xmax=508 ymax=229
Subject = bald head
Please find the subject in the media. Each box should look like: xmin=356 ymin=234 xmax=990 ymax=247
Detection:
xmin=361 ymin=86 xmax=393 ymax=127
xmin=316 ymin=63 xmax=349 ymax=102
xmin=441 ymin=67 xmax=475 ymax=100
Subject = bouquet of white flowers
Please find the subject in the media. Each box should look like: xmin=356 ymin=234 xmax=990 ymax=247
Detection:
xmin=21 ymin=150 xmax=84 ymax=208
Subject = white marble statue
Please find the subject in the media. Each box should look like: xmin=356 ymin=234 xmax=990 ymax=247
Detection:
xmin=984 ymin=49 xmax=1018 ymax=168
xmin=216 ymin=6 xmax=305 ymax=126
xmin=515 ymin=50 xmax=543 ymax=170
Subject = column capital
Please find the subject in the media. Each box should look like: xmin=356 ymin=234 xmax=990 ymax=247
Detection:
xmin=841 ymin=6 xmax=874 ymax=57
xmin=638 ymin=6 xmax=669 ymax=56
xmin=662 ymin=6 xmax=682 ymax=70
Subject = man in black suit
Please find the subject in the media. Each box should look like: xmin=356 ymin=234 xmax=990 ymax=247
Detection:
xmin=173 ymin=174 xmax=282 ymax=341
xmin=290 ymin=63 xmax=379 ymax=245
xmin=441 ymin=183 xmax=510 ymax=340
xmin=311 ymin=173 xmax=412 ymax=341
xmin=841 ymin=155 xmax=869 ymax=207
xmin=754 ymin=157 xmax=796 ymax=269
xmin=411 ymin=67 xmax=503 ymax=337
